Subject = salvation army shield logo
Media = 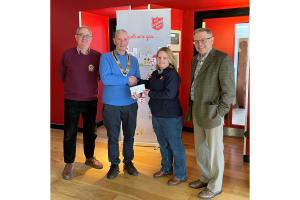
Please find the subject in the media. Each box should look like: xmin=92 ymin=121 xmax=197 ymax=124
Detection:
xmin=152 ymin=17 xmax=164 ymax=30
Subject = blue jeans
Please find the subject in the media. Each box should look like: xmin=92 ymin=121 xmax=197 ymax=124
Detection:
xmin=152 ymin=116 xmax=186 ymax=180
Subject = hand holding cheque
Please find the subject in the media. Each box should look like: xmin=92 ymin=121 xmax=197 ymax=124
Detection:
xmin=130 ymin=84 xmax=145 ymax=99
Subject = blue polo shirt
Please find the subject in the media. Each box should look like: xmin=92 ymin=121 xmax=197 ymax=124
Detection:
xmin=99 ymin=51 xmax=141 ymax=106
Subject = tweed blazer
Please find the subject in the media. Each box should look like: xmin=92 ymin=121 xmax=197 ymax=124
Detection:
xmin=185 ymin=49 xmax=235 ymax=129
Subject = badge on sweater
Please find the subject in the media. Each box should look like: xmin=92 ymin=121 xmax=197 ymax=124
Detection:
xmin=88 ymin=64 xmax=95 ymax=72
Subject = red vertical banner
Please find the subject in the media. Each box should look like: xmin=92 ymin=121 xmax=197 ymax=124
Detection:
xmin=79 ymin=11 xmax=110 ymax=127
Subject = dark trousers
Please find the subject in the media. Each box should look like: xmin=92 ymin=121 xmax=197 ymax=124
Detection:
xmin=63 ymin=99 xmax=98 ymax=163
xmin=102 ymin=103 xmax=138 ymax=165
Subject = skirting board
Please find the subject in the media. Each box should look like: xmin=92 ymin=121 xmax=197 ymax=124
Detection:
xmin=183 ymin=126 xmax=244 ymax=138
xmin=50 ymin=121 xmax=103 ymax=132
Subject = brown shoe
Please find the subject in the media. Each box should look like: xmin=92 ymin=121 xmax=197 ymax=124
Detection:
xmin=153 ymin=170 xmax=172 ymax=178
xmin=198 ymin=188 xmax=222 ymax=199
xmin=85 ymin=157 xmax=103 ymax=169
xmin=189 ymin=179 xmax=208 ymax=189
xmin=62 ymin=163 xmax=74 ymax=180
xmin=167 ymin=176 xmax=187 ymax=186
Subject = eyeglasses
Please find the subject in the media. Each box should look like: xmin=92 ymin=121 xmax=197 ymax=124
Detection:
xmin=193 ymin=37 xmax=212 ymax=44
xmin=76 ymin=33 xmax=92 ymax=40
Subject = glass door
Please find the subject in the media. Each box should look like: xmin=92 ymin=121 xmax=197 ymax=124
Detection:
xmin=232 ymin=23 xmax=250 ymax=127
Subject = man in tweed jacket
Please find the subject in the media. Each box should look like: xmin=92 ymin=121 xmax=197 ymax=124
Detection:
xmin=186 ymin=28 xmax=235 ymax=199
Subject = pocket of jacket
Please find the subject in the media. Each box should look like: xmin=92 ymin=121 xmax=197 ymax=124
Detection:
xmin=205 ymin=104 xmax=218 ymax=119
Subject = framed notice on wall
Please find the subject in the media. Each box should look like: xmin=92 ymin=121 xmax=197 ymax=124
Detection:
xmin=170 ymin=30 xmax=181 ymax=51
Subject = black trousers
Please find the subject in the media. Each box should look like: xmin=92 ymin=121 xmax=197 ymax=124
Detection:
xmin=63 ymin=99 xmax=98 ymax=163
xmin=102 ymin=103 xmax=138 ymax=165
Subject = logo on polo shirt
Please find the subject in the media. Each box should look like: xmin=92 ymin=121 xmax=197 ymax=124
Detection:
xmin=88 ymin=64 xmax=95 ymax=72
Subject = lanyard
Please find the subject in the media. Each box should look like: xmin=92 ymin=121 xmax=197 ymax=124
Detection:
xmin=112 ymin=51 xmax=131 ymax=77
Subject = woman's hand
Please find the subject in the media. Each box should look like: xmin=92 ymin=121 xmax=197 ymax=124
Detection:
xmin=131 ymin=92 xmax=141 ymax=99
xmin=143 ymin=89 xmax=150 ymax=96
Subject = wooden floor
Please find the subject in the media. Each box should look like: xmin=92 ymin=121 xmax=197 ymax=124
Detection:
xmin=51 ymin=128 xmax=249 ymax=200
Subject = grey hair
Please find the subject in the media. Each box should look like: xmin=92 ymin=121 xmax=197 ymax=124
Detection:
xmin=76 ymin=26 xmax=92 ymax=36
xmin=114 ymin=29 xmax=128 ymax=38
xmin=193 ymin=28 xmax=213 ymax=37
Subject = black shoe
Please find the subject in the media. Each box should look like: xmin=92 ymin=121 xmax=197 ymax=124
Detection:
xmin=124 ymin=162 xmax=138 ymax=176
xmin=106 ymin=164 xmax=119 ymax=179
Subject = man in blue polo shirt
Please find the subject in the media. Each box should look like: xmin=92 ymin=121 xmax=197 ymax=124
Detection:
xmin=100 ymin=29 xmax=140 ymax=179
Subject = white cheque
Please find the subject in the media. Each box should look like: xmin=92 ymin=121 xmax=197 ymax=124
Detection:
xmin=130 ymin=84 xmax=145 ymax=95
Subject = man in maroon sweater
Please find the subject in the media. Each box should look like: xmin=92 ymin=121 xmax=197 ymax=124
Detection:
xmin=59 ymin=26 xmax=103 ymax=180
